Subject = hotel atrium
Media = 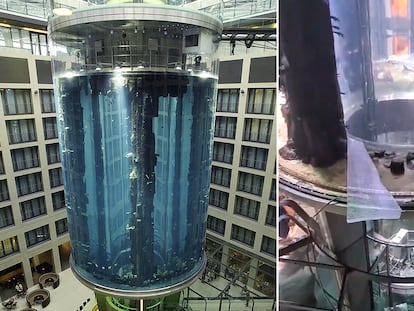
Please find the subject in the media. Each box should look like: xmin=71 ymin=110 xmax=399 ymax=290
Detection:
xmin=0 ymin=0 xmax=276 ymax=310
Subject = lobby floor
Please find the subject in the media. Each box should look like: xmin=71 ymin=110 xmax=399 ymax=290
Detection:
xmin=1 ymin=268 xmax=275 ymax=311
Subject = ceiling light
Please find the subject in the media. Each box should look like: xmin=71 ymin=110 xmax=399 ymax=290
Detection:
xmin=52 ymin=8 xmax=72 ymax=16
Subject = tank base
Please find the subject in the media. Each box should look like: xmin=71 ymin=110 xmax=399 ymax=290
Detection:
xmin=70 ymin=254 xmax=207 ymax=300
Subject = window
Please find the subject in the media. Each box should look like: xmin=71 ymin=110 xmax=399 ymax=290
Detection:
xmin=40 ymin=89 xmax=55 ymax=113
xmin=0 ymin=26 xmax=11 ymax=47
xmin=43 ymin=117 xmax=58 ymax=139
xmin=261 ymin=236 xmax=276 ymax=257
xmin=20 ymin=197 xmax=47 ymax=221
xmin=237 ymin=172 xmax=264 ymax=196
xmin=0 ymin=236 xmax=19 ymax=258
xmin=217 ymin=89 xmax=239 ymax=112
xmin=1 ymin=89 xmax=32 ymax=115
xmin=6 ymin=119 xmax=37 ymax=144
xmin=46 ymin=144 xmax=61 ymax=164
xmin=240 ymin=146 xmax=268 ymax=170
xmin=243 ymin=118 xmax=272 ymax=143
xmin=207 ymin=215 xmax=225 ymax=236
xmin=11 ymin=147 xmax=40 ymax=171
xmin=39 ymin=34 xmax=48 ymax=56
xmin=0 ymin=152 xmax=4 ymax=174
xmin=214 ymin=116 xmax=237 ymax=139
xmin=231 ymin=224 xmax=256 ymax=247
xmin=392 ymin=36 xmax=409 ymax=56
xmin=0 ymin=180 xmax=9 ymax=202
xmin=391 ymin=0 xmax=408 ymax=17
xmin=0 ymin=206 xmax=14 ymax=228
xmin=25 ymin=225 xmax=50 ymax=247
xmin=185 ymin=34 xmax=199 ymax=47
xmin=55 ymin=218 xmax=68 ymax=235
xmin=266 ymin=205 xmax=276 ymax=227
xmin=49 ymin=168 xmax=63 ymax=188
xmin=234 ymin=196 xmax=260 ymax=220
xmin=16 ymin=172 xmax=43 ymax=197
xmin=209 ymin=188 xmax=229 ymax=210
xmin=52 ymin=191 xmax=65 ymax=211
xmin=31 ymin=32 xmax=49 ymax=56
xmin=246 ymin=89 xmax=276 ymax=115
xmin=213 ymin=142 xmax=234 ymax=164
xmin=10 ymin=29 xmax=31 ymax=50
xmin=11 ymin=28 xmax=20 ymax=48
xmin=211 ymin=166 xmax=231 ymax=187
xmin=270 ymin=179 xmax=276 ymax=201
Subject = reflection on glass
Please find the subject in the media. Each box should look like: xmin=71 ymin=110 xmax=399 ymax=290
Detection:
xmin=330 ymin=0 xmax=414 ymax=148
xmin=367 ymin=217 xmax=414 ymax=309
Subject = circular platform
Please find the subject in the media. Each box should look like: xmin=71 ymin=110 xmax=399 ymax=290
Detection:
xmin=26 ymin=289 xmax=50 ymax=308
xmin=39 ymin=272 xmax=60 ymax=289
xmin=278 ymin=95 xmax=414 ymax=202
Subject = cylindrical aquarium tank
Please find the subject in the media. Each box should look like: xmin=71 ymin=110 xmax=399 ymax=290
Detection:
xmin=331 ymin=0 xmax=414 ymax=150
xmin=330 ymin=0 xmax=414 ymax=310
xmin=48 ymin=3 xmax=222 ymax=300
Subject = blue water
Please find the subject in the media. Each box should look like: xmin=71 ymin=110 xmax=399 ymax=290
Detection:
xmin=55 ymin=71 xmax=216 ymax=292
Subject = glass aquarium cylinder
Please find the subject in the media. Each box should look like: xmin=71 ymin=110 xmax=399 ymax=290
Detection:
xmin=331 ymin=0 xmax=414 ymax=150
xmin=48 ymin=4 xmax=222 ymax=298
xmin=366 ymin=214 xmax=414 ymax=309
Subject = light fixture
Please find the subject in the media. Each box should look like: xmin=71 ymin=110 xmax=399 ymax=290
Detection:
xmin=64 ymin=71 xmax=76 ymax=78
xmin=52 ymin=7 xmax=72 ymax=16
xmin=194 ymin=56 xmax=202 ymax=66
xmin=22 ymin=27 xmax=47 ymax=34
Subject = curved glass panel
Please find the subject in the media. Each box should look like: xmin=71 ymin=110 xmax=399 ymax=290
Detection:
xmin=367 ymin=216 xmax=414 ymax=309
xmin=56 ymin=70 xmax=216 ymax=292
xmin=331 ymin=0 xmax=414 ymax=150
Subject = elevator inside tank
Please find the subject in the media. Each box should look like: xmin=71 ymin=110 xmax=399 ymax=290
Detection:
xmin=48 ymin=5 xmax=222 ymax=298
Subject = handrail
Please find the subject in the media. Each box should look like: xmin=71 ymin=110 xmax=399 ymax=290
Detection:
xmin=1 ymin=0 xmax=275 ymax=25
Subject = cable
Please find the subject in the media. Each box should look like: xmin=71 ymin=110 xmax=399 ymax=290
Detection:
xmin=305 ymin=241 xmax=337 ymax=311
xmin=337 ymin=268 xmax=349 ymax=311
xmin=283 ymin=221 xmax=343 ymax=309
xmin=312 ymin=197 xmax=340 ymax=219
xmin=313 ymin=235 xmax=414 ymax=284
xmin=308 ymin=231 xmax=352 ymax=309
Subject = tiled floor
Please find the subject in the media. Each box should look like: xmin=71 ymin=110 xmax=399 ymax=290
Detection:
xmin=0 ymin=269 xmax=275 ymax=311
xmin=1 ymin=269 xmax=95 ymax=311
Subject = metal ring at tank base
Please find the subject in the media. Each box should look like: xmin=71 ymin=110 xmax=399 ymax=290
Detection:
xmin=69 ymin=254 xmax=207 ymax=299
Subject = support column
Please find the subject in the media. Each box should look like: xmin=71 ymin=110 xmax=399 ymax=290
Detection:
xmin=52 ymin=245 xmax=62 ymax=273
xmin=247 ymin=258 xmax=259 ymax=288
xmin=22 ymin=258 xmax=34 ymax=288
xmin=221 ymin=245 xmax=231 ymax=275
